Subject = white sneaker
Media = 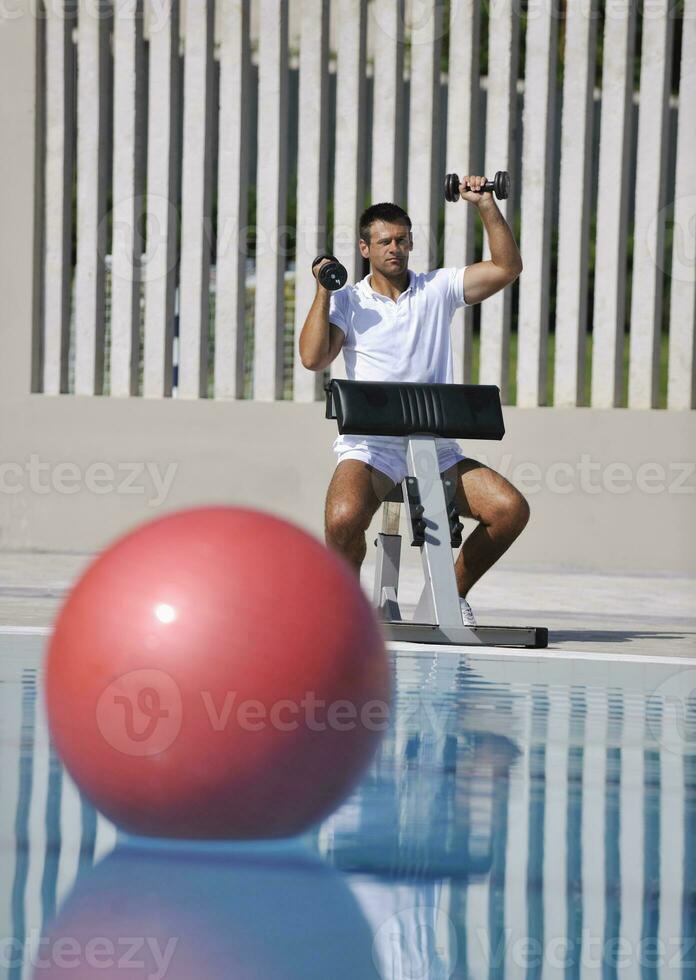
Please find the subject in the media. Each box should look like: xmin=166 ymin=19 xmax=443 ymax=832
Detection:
xmin=459 ymin=597 xmax=477 ymax=627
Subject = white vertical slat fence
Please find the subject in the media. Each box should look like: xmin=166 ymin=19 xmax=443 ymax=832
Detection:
xmin=42 ymin=0 xmax=75 ymax=396
xmin=332 ymin=0 xmax=367 ymax=289
xmin=516 ymin=0 xmax=558 ymax=407
xmin=34 ymin=2 xmax=694 ymax=411
xmin=215 ymin=0 xmax=251 ymax=400
xmin=479 ymin=0 xmax=519 ymax=401
xmin=110 ymin=0 xmax=145 ymax=397
xmin=628 ymin=0 xmax=675 ymax=409
xmin=293 ymin=0 xmax=330 ymax=403
xmin=178 ymin=0 xmax=215 ymax=398
xmin=407 ymin=0 xmax=442 ymax=274
xmin=330 ymin=0 xmax=367 ymax=384
xmin=553 ymin=0 xmax=598 ymax=407
xmin=590 ymin=1 xmax=636 ymax=409
xmin=444 ymin=0 xmax=479 ymax=386
xmin=142 ymin=0 xmax=180 ymax=398
xmin=73 ymin=0 xmax=110 ymax=396
xmin=667 ymin=0 xmax=696 ymax=411
xmin=253 ymin=0 xmax=289 ymax=400
xmin=370 ymin=0 xmax=405 ymax=206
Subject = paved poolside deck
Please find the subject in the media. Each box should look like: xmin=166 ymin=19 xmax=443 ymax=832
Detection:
xmin=0 ymin=551 xmax=694 ymax=660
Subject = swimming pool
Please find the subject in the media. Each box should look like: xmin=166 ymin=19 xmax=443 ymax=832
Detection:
xmin=1 ymin=633 xmax=695 ymax=979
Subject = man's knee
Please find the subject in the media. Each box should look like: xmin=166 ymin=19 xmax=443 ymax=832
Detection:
xmin=502 ymin=487 xmax=530 ymax=532
xmin=487 ymin=485 xmax=530 ymax=533
xmin=514 ymin=491 xmax=531 ymax=531
xmin=325 ymin=498 xmax=371 ymax=544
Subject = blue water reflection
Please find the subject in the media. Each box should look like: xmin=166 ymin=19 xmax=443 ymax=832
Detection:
xmin=1 ymin=644 xmax=695 ymax=979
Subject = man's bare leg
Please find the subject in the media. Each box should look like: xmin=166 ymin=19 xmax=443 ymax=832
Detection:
xmin=444 ymin=459 xmax=530 ymax=597
xmin=324 ymin=460 xmax=396 ymax=577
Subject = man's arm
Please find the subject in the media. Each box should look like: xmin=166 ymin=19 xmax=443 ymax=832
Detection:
xmin=298 ymin=261 xmax=346 ymax=372
xmin=457 ymin=175 xmax=523 ymax=306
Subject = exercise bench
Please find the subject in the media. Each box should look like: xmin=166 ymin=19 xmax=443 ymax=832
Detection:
xmin=325 ymin=379 xmax=548 ymax=649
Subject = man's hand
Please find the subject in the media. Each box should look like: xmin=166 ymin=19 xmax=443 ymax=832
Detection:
xmin=458 ymin=175 xmax=494 ymax=208
xmin=312 ymin=257 xmax=333 ymax=289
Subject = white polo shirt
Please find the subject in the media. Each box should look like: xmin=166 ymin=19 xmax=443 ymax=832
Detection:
xmin=328 ymin=266 xmax=469 ymax=384
xmin=327 ymin=266 xmax=471 ymax=470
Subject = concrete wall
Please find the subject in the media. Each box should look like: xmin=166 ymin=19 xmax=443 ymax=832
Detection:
xmin=1 ymin=393 xmax=695 ymax=574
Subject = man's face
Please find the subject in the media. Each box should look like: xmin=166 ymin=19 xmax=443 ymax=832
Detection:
xmin=359 ymin=221 xmax=413 ymax=277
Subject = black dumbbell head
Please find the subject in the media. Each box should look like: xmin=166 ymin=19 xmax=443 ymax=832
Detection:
xmin=312 ymin=254 xmax=347 ymax=291
xmin=318 ymin=262 xmax=348 ymax=291
xmin=493 ymin=171 xmax=510 ymax=200
xmin=444 ymin=173 xmax=460 ymax=202
xmin=312 ymin=253 xmax=337 ymax=270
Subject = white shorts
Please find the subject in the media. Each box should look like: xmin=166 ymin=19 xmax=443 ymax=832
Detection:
xmin=332 ymin=434 xmax=468 ymax=487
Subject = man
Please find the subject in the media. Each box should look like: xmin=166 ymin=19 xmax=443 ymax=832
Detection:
xmin=298 ymin=176 xmax=529 ymax=625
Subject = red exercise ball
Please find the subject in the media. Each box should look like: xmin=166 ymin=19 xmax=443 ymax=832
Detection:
xmin=46 ymin=507 xmax=391 ymax=839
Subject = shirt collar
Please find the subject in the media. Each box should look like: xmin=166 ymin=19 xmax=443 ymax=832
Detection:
xmin=360 ymin=269 xmax=414 ymax=301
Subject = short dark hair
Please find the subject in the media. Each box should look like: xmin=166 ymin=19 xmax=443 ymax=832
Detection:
xmin=359 ymin=203 xmax=412 ymax=244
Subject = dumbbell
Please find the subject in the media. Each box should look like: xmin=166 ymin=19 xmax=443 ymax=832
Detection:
xmin=312 ymin=253 xmax=348 ymax=291
xmin=444 ymin=171 xmax=510 ymax=202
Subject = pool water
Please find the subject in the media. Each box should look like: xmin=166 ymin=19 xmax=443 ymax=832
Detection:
xmin=1 ymin=634 xmax=695 ymax=979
